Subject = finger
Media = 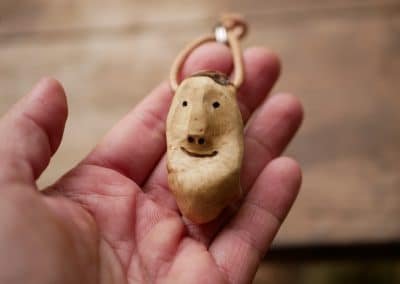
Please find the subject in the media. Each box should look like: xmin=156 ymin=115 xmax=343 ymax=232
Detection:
xmin=144 ymin=47 xmax=281 ymax=202
xmin=241 ymin=93 xmax=303 ymax=191
xmin=237 ymin=47 xmax=281 ymax=121
xmin=82 ymin=42 xmax=233 ymax=185
xmin=0 ymin=78 xmax=67 ymax=186
xmin=209 ymin=157 xmax=301 ymax=284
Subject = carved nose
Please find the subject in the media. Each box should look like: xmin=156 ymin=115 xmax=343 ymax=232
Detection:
xmin=187 ymin=105 xmax=207 ymax=143
xmin=187 ymin=136 xmax=206 ymax=145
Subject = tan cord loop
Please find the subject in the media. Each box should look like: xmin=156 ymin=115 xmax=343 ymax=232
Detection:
xmin=169 ymin=35 xmax=215 ymax=92
xmin=219 ymin=13 xmax=248 ymax=40
xmin=227 ymin=29 xmax=245 ymax=89
xmin=170 ymin=15 xmax=247 ymax=92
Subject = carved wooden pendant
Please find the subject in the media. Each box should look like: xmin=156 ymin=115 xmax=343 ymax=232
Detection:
xmin=166 ymin=72 xmax=244 ymax=223
xmin=166 ymin=15 xmax=247 ymax=223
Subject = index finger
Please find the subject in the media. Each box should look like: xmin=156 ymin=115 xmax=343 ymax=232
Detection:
xmin=82 ymin=43 xmax=234 ymax=185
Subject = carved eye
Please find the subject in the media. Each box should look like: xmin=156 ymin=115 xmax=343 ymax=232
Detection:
xmin=212 ymin=101 xmax=220 ymax=109
xmin=182 ymin=101 xmax=188 ymax=107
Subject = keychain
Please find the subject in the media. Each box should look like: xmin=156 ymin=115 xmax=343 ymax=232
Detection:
xmin=166 ymin=15 xmax=247 ymax=224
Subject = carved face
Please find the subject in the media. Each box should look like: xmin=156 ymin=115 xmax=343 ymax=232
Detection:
xmin=166 ymin=73 xmax=244 ymax=223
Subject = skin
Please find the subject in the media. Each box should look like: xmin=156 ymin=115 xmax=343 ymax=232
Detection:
xmin=0 ymin=43 xmax=303 ymax=284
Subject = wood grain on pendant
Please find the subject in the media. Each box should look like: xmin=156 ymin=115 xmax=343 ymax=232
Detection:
xmin=166 ymin=72 xmax=244 ymax=224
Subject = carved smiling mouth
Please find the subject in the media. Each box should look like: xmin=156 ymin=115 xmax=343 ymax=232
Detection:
xmin=181 ymin=147 xmax=218 ymax=158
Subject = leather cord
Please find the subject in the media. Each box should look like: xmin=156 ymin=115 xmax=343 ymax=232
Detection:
xmin=170 ymin=14 xmax=248 ymax=92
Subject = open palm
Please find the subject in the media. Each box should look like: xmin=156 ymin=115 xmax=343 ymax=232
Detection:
xmin=0 ymin=43 xmax=303 ymax=284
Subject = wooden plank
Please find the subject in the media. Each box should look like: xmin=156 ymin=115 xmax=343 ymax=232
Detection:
xmin=1 ymin=3 xmax=400 ymax=246
xmin=0 ymin=0 xmax=398 ymax=34
xmin=266 ymin=10 xmax=400 ymax=245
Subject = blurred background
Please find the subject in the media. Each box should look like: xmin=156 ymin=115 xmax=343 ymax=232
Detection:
xmin=1 ymin=0 xmax=399 ymax=283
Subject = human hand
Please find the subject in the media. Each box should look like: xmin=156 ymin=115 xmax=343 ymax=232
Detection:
xmin=0 ymin=43 xmax=303 ymax=284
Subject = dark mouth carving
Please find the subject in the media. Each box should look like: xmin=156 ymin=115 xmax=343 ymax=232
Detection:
xmin=181 ymin=147 xmax=218 ymax=158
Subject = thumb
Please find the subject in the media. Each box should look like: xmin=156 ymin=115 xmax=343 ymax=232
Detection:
xmin=0 ymin=78 xmax=68 ymax=187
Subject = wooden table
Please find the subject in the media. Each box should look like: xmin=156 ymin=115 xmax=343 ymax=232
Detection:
xmin=1 ymin=0 xmax=399 ymax=258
